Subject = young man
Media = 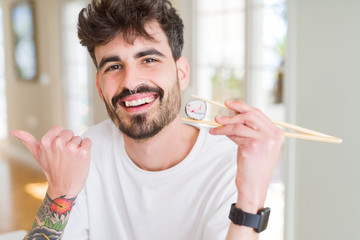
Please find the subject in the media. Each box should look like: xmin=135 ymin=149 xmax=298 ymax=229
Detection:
xmin=12 ymin=0 xmax=284 ymax=239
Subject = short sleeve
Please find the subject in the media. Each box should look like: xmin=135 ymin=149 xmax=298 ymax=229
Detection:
xmin=202 ymin=181 xmax=237 ymax=240
xmin=62 ymin=189 xmax=89 ymax=240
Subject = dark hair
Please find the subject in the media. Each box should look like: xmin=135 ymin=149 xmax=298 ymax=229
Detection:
xmin=77 ymin=0 xmax=184 ymax=68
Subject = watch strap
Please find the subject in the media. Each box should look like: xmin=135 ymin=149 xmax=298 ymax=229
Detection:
xmin=229 ymin=203 xmax=271 ymax=233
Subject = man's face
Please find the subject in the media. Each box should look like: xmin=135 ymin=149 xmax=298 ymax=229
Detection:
xmin=94 ymin=23 xmax=186 ymax=140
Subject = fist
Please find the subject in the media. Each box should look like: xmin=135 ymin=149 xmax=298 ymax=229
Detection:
xmin=11 ymin=126 xmax=92 ymax=199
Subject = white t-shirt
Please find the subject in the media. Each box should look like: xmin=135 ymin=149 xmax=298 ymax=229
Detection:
xmin=63 ymin=119 xmax=238 ymax=240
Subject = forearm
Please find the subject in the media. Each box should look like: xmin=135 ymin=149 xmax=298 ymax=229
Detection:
xmin=210 ymin=100 xmax=284 ymax=240
xmin=226 ymin=223 xmax=259 ymax=240
xmin=24 ymin=193 xmax=76 ymax=240
xmin=224 ymin=179 xmax=271 ymax=240
xmin=225 ymin=198 xmax=262 ymax=240
xmin=10 ymin=127 xmax=91 ymax=239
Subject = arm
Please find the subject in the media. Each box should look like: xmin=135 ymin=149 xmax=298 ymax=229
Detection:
xmin=210 ymin=100 xmax=284 ymax=240
xmin=11 ymin=126 xmax=91 ymax=240
xmin=24 ymin=194 xmax=76 ymax=239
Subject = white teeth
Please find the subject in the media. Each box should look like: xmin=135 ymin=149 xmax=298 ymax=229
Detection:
xmin=124 ymin=96 xmax=155 ymax=107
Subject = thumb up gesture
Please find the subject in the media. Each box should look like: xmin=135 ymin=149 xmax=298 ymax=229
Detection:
xmin=11 ymin=126 xmax=92 ymax=199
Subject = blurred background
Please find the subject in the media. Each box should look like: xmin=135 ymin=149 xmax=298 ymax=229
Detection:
xmin=0 ymin=0 xmax=359 ymax=239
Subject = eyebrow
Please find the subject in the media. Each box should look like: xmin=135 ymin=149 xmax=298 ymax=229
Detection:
xmin=98 ymin=48 xmax=166 ymax=71
xmin=98 ymin=56 xmax=121 ymax=71
xmin=134 ymin=48 xmax=166 ymax=59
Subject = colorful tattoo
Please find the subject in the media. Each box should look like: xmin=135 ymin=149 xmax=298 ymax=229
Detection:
xmin=50 ymin=195 xmax=76 ymax=218
xmin=24 ymin=194 xmax=76 ymax=240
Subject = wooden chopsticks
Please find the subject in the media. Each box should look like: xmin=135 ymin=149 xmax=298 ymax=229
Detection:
xmin=181 ymin=95 xmax=343 ymax=144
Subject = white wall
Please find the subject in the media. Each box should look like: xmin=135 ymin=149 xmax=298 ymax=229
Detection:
xmin=287 ymin=0 xmax=360 ymax=239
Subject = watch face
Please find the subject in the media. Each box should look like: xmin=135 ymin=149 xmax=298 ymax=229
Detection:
xmin=257 ymin=207 xmax=271 ymax=233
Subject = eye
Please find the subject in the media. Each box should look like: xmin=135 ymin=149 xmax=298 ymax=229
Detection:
xmin=105 ymin=64 xmax=122 ymax=72
xmin=143 ymin=58 xmax=158 ymax=64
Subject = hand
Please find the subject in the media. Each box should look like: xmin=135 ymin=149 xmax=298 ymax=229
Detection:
xmin=11 ymin=126 xmax=92 ymax=199
xmin=209 ymin=100 xmax=284 ymax=212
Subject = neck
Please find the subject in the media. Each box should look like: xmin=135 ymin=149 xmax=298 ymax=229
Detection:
xmin=122 ymin=116 xmax=199 ymax=171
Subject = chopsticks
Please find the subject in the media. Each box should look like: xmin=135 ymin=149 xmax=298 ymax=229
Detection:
xmin=181 ymin=95 xmax=343 ymax=144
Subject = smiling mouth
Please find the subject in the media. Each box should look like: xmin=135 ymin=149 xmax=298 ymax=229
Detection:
xmin=124 ymin=96 xmax=156 ymax=107
xmin=119 ymin=94 xmax=158 ymax=109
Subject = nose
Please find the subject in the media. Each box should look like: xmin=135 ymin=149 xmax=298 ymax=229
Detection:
xmin=121 ymin=65 xmax=145 ymax=91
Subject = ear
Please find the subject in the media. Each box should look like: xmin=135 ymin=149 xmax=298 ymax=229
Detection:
xmin=176 ymin=56 xmax=190 ymax=91
xmin=96 ymin=72 xmax=104 ymax=102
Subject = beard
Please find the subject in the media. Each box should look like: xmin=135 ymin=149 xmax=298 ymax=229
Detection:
xmin=103 ymin=80 xmax=181 ymax=140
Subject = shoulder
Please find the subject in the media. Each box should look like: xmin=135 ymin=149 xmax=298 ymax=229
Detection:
xmin=82 ymin=119 xmax=115 ymax=139
xmin=195 ymin=126 xmax=238 ymax=165
xmin=81 ymin=119 xmax=120 ymax=151
xmin=199 ymin=126 xmax=237 ymax=151
xmin=82 ymin=120 xmax=122 ymax=172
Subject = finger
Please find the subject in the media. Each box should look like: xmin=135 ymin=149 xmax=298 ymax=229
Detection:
xmin=225 ymin=100 xmax=272 ymax=125
xmin=80 ymin=138 xmax=92 ymax=149
xmin=79 ymin=138 xmax=92 ymax=156
xmin=10 ymin=130 xmax=40 ymax=160
xmin=68 ymin=135 xmax=82 ymax=145
xmin=210 ymin=123 xmax=260 ymax=139
xmin=225 ymin=100 xmax=254 ymax=113
xmin=55 ymin=130 xmax=75 ymax=147
xmin=66 ymin=136 xmax=82 ymax=150
xmin=41 ymin=126 xmax=64 ymax=146
xmin=215 ymin=113 xmax=264 ymax=131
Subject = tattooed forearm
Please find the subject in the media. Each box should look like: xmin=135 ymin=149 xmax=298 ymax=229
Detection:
xmin=36 ymin=194 xmax=52 ymax=222
xmin=24 ymin=194 xmax=76 ymax=240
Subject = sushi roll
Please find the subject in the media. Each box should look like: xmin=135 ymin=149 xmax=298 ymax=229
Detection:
xmin=185 ymin=99 xmax=207 ymax=120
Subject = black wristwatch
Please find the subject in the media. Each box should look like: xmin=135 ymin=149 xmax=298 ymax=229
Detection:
xmin=228 ymin=203 xmax=271 ymax=233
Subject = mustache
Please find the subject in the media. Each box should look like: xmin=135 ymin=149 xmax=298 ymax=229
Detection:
xmin=111 ymin=85 xmax=164 ymax=109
